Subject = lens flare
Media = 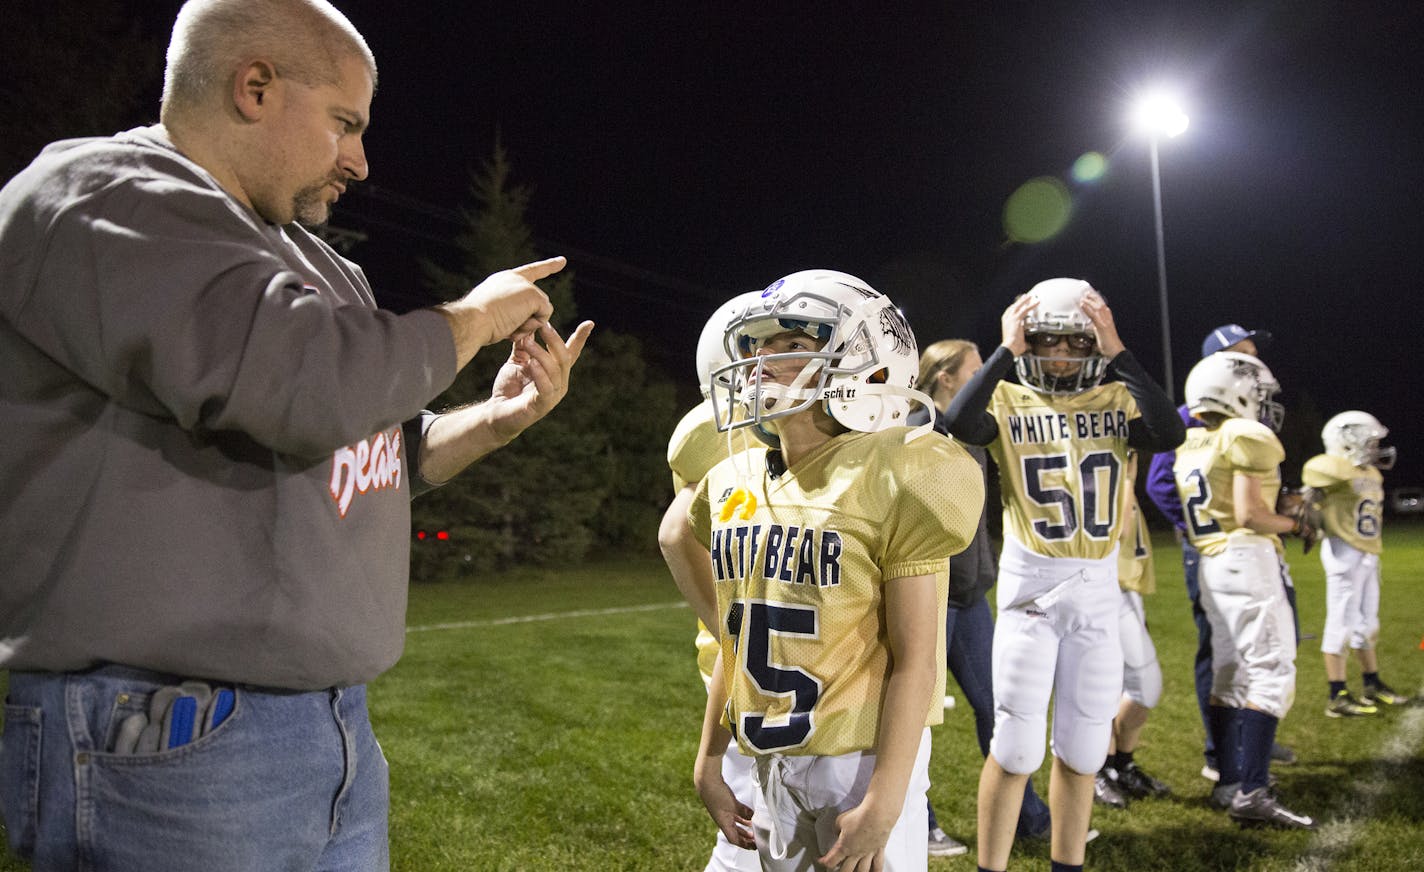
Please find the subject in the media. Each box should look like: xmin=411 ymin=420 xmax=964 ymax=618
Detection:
xmin=1071 ymin=152 xmax=1108 ymax=183
xmin=1003 ymin=177 xmax=1072 ymax=243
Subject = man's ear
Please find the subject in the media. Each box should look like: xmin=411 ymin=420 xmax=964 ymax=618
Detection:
xmin=233 ymin=59 xmax=278 ymax=121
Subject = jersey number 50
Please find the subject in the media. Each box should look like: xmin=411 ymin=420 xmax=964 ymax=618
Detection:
xmin=1022 ymin=451 xmax=1122 ymax=542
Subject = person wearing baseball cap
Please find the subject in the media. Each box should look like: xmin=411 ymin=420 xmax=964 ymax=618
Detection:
xmin=1201 ymin=324 xmax=1272 ymax=358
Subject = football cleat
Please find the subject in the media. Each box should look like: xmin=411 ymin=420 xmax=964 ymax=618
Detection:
xmin=1114 ymin=761 xmax=1172 ymax=798
xmin=1326 ymin=690 xmax=1379 ymax=718
xmin=1228 ymin=786 xmax=1318 ymax=830
xmin=1093 ymin=768 xmax=1130 ymax=808
xmin=1361 ymin=682 xmax=1411 ymax=706
xmin=927 ymin=827 xmax=968 ymax=857
xmin=1270 ymin=742 xmax=1297 ymax=765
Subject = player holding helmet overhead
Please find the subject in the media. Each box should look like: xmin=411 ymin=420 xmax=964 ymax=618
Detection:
xmin=943 ymin=279 xmax=1184 ymax=872
xmin=1172 ymin=353 xmax=1317 ymax=830
xmin=685 ymin=269 xmax=984 ymax=871
xmin=660 ymin=291 xmax=766 ymax=872
xmin=1303 ymin=411 xmax=1410 ymax=718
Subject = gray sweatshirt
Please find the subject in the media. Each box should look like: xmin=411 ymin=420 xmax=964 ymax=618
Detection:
xmin=0 ymin=126 xmax=457 ymax=689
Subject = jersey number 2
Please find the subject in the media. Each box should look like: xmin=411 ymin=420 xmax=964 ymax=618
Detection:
xmin=1182 ymin=469 xmax=1222 ymax=539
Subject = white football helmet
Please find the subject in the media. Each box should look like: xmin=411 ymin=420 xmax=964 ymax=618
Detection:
xmin=696 ymin=291 xmax=764 ymax=399
xmin=708 ymin=269 xmax=927 ymax=441
xmin=1014 ymin=278 xmax=1109 ymax=395
xmin=1322 ymin=411 xmax=1395 ymax=469
xmin=1184 ymin=351 xmax=1285 ymax=431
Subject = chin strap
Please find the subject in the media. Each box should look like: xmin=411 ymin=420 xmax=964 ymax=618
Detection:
xmin=718 ymin=425 xmax=759 ymax=522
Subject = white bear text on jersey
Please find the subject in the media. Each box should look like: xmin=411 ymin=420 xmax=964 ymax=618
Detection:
xmin=710 ymin=523 xmax=844 ymax=588
xmin=1005 ymin=410 xmax=1130 ymax=445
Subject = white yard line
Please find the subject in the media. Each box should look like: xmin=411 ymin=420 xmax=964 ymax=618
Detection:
xmin=1289 ymin=685 xmax=1424 ymax=872
xmin=406 ymin=600 xmax=688 ymax=634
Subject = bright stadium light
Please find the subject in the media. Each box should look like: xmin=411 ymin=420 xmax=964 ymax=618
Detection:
xmin=1130 ymin=89 xmax=1190 ymax=402
xmin=1131 ymin=92 xmax=1190 ymax=139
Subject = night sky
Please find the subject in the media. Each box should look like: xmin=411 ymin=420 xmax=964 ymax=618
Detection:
xmin=42 ymin=2 xmax=1424 ymax=488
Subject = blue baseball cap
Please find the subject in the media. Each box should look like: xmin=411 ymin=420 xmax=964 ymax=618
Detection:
xmin=1201 ymin=324 xmax=1273 ymax=358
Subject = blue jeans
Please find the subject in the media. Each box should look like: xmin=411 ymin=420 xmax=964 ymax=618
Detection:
xmin=1182 ymin=539 xmax=1217 ymax=764
xmin=1 ymin=665 xmax=389 ymax=872
xmin=932 ymin=597 xmax=1051 ymax=838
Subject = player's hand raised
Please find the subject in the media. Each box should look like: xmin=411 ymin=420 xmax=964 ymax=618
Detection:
xmin=1001 ymin=294 xmax=1036 ymax=356
xmin=1080 ymin=289 xmax=1126 ymax=358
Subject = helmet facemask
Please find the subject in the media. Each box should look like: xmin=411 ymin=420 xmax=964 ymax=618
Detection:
xmin=1013 ymin=278 xmax=1108 ymax=395
xmin=1015 ymin=333 xmax=1108 ymax=395
xmin=710 ymin=292 xmax=854 ymax=437
xmin=709 ymin=271 xmax=931 ymax=443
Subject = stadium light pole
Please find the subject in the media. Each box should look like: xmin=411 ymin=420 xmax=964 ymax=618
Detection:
xmin=1131 ymin=92 xmax=1189 ymax=402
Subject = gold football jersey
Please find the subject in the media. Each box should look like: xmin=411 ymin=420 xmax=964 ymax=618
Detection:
xmin=986 ymin=380 xmax=1141 ymax=560
xmin=689 ymin=427 xmax=983 ymax=757
xmin=669 ymin=399 xmax=744 ymax=491
xmin=1117 ymin=453 xmax=1155 ymax=594
xmin=1302 ymin=453 xmax=1384 ymax=555
xmin=667 ymin=399 xmax=753 ymax=684
xmin=1172 ymin=418 xmax=1285 ymax=556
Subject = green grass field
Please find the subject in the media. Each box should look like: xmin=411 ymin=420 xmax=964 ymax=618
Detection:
xmin=4 ymin=524 xmax=1423 ymax=870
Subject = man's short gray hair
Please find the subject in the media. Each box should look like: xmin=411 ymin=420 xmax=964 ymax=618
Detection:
xmin=162 ymin=0 xmax=376 ymax=118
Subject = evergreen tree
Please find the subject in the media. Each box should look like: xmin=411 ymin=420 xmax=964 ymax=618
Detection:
xmin=411 ymin=145 xmax=675 ymax=579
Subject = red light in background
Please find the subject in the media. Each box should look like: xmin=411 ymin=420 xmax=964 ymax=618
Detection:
xmin=416 ymin=531 xmax=426 ymax=540
xmin=436 ymin=530 xmax=450 ymax=541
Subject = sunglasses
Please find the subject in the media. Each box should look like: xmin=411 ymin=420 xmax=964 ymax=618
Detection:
xmin=1028 ymin=333 xmax=1095 ymax=350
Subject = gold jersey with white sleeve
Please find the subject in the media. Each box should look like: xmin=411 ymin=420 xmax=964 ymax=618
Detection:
xmin=1173 ymin=417 xmax=1285 ymax=556
xmin=1302 ymin=452 xmax=1384 ymax=555
xmin=986 ymin=379 xmax=1141 ymax=560
xmin=689 ymin=427 xmax=982 ymax=757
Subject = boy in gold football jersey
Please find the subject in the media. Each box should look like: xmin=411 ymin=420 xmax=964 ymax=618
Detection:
xmin=684 ymin=270 xmax=983 ymax=871
xmin=1173 ymin=352 xmax=1317 ymax=830
xmin=944 ymin=280 xmax=1183 ymax=872
xmin=1302 ymin=411 xmax=1410 ymax=716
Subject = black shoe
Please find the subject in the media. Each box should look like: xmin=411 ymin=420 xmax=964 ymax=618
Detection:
xmin=1115 ymin=761 xmax=1172 ymax=798
xmin=1361 ymin=681 xmax=1412 ymax=706
xmin=1270 ymin=742 xmax=1297 ymax=764
xmin=1326 ymin=690 xmax=1379 ymax=718
xmin=1228 ymin=786 xmax=1317 ymax=830
xmin=1210 ymin=781 xmax=1241 ymax=810
xmin=1094 ymin=767 xmax=1130 ymax=808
